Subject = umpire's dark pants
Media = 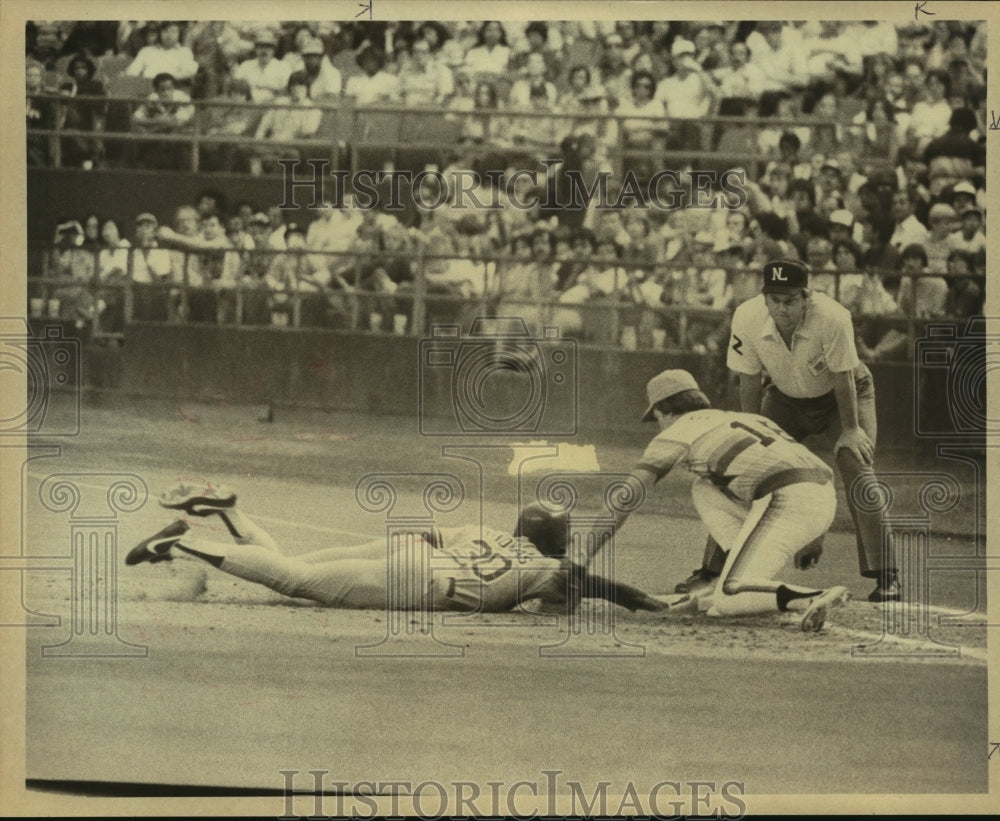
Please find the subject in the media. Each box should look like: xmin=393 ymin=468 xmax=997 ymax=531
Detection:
xmin=760 ymin=365 xmax=895 ymax=579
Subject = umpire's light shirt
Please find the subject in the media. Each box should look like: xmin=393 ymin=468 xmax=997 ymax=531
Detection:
xmin=727 ymin=292 xmax=862 ymax=398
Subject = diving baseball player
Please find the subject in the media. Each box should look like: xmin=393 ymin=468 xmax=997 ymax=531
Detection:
xmin=575 ymin=369 xmax=850 ymax=631
xmin=126 ymin=483 xmax=665 ymax=614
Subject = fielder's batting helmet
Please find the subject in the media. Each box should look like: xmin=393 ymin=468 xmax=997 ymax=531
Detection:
xmin=513 ymin=502 xmax=570 ymax=557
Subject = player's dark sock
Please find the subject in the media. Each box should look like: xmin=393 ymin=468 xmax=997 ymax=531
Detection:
xmin=776 ymin=584 xmax=822 ymax=612
xmin=175 ymin=544 xmax=225 ymax=568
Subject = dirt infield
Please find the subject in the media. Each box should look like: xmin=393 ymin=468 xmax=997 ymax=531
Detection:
xmin=17 ymin=396 xmax=991 ymax=802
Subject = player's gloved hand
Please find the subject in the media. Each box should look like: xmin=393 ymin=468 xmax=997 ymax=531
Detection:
xmin=794 ymin=541 xmax=823 ymax=570
xmin=835 ymin=426 xmax=874 ymax=466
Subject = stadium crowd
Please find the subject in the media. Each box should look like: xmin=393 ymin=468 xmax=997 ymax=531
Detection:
xmin=27 ymin=19 xmax=987 ymax=356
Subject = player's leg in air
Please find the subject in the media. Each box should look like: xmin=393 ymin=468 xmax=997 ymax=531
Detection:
xmin=690 ymin=478 xmax=850 ymax=631
xmin=128 ymin=483 xmax=391 ymax=608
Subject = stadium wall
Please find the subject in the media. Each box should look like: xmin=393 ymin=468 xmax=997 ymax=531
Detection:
xmin=102 ymin=322 xmax=945 ymax=451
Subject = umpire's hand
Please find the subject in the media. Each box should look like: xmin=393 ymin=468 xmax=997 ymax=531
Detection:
xmin=835 ymin=426 xmax=874 ymax=466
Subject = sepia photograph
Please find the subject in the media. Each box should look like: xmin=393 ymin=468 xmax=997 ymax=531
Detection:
xmin=2 ymin=0 xmax=996 ymax=816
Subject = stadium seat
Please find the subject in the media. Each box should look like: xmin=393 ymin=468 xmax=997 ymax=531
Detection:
xmin=96 ymin=53 xmax=132 ymax=83
xmin=107 ymin=74 xmax=152 ymax=99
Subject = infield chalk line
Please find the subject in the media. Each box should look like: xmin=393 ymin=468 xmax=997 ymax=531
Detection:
xmin=26 ymin=472 xmax=378 ymax=541
xmin=831 ymin=625 xmax=989 ymax=663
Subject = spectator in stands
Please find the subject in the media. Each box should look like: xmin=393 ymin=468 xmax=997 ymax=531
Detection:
xmin=889 ymin=186 xmax=929 ymax=251
xmin=26 ymin=61 xmax=57 ymax=166
xmin=509 ymin=22 xmax=561 ymax=82
xmin=200 ymin=77 xmax=256 ymax=172
xmin=948 ymin=179 xmax=979 ymax=215
xmin=281 ymin=25 xmax=318 ymax=73
xmin=344 ymin=47 xmax=399 ymax=104
xmin=48 ymin=220 xmax=97 ymax=323
xmin=745 ymin=21 xmax=808 ymax=92
xmin=944 ymin=249 xmax=983 ymax=319
xmin=922 ymin=107 xmax=985 ymax=196
xmin=266 ymin=205 xmax=288 ymax=250
xmin=233 ymin=29 xmax=292 ymax=103
xmin=617 ymin=70 xmax=665 ymax=175
xmin=263 ymin=221 xmax=305 ymax=326
xmin=399 ymin=36 xmax=454 ymax=105
xmin=757 ymin=90 xmax=810 ymax=159
xmin=130 ymin=213 xmax=172 ymax=321
xmin=679 ymin=231 xmax=730 ymax=354
xmin=509 ymin=51 xmax=558 ymax=109
xmin=247 ymin=71 xmax=322 ymax=175
xmin=850 ymin=96 xmax=898 ymax=160
xmin=827 ymin=208 xmax=857 ymax=248
xmin=948 ymin=205 xmax=985 ymax=257
xmin=57 ymin=55 xmax=107 ymax=169
xmin=463 ymin=21 xmax=511 ymax=74
xmin=509 ymin=53 xmax=562 ymax=151
xmin=225 ymin=215 xmax=254 ymax=254
xmin=118 ymin=21 xmax=162 ymax=60
xmin=713 ymin=38 xmax=766 ymax=102
xmin=418 ymin=21 xmax=452 ymax=58
xmin=906 ymin=69 xmax=953 ymax=153
xmin=806 ymin=90 xmax=846 ymax=159
xmin=495 ymin=227 xmax=558 ymax=336
xmin=236 ymin=213 xmax=276 ymax=325
xmin=94 ymin=218 xmax=130 ymax=333
xmin=562 ymin=65 xmax=617 ymax=155
xmin=125 ymin=21 xmax=198 ymax=86
xmin=131 ymin=72 xmax=195 ymax=169
xmin=655 ymin=38 xmax=718 ymax=151
xmin=186 ymin=21 xmax=254 ymax=99
xmin=895 ymin=243 xmax=949 ymax=319
xmin=921 ymin=202 xmax=957 ymax=274
xmin=299 ymin=38 xmax=342 ymax=101
xmin=597 ymin=32 xmax=632 ymax=108
xmin=804 ymin=235 xmax=838 ymax=297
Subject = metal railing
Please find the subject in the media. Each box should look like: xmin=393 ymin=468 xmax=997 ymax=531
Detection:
xmin=27 ymin=92 xmax=898 ymax=175
xmin=28 ymin=243 xmax=977 ymax=359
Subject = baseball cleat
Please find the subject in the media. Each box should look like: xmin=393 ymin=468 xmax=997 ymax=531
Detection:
xmin=674 ymin=566 xmax=718 ymax=596
xmin=125 ymin=519 xmax=190 ymax=566
xmin=800 ymin=585 xmax=850 ymax=632
xmin=868 ymin=575 xmax=901 ymax=603
xmin=159 ymin=481 xmax=237 ymax=517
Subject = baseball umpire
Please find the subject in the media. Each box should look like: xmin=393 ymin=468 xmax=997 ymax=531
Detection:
xmin=684 ymin=258 xmax=898 ymax=602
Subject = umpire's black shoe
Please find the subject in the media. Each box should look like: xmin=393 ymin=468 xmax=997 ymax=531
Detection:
xmin=674 ymin=566 xmax=719 ymax=595
xmin=868 ymin=572 xmax=901 ymax=602
xmin=126 ymin=519 xmax=190 ymax=566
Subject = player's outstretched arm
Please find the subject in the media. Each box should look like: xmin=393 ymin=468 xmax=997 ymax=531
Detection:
xmin=582 ymin=571 xmax=669 ymax=612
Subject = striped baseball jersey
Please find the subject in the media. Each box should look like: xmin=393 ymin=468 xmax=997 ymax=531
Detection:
xmin=428 ymin=525 xmax=565 ymax=610
xmin=637 ymin=409 xmax=833 ymax=504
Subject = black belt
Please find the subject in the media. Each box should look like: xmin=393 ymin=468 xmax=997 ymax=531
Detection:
xmin=753 ymin=468 xmax=831 ymax=500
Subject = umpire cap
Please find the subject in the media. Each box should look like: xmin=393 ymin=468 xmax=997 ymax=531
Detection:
xmin=514 ymin=503 xmax=569 ymax=557
xmin=761 ymin=258 xmax=808 ymax=295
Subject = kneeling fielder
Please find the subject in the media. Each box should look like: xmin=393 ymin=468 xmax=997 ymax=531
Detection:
xmin=127 ymin=484 xmax=665 ymax=614
xmin=576 ymin=370 xmax=850 ymax=631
